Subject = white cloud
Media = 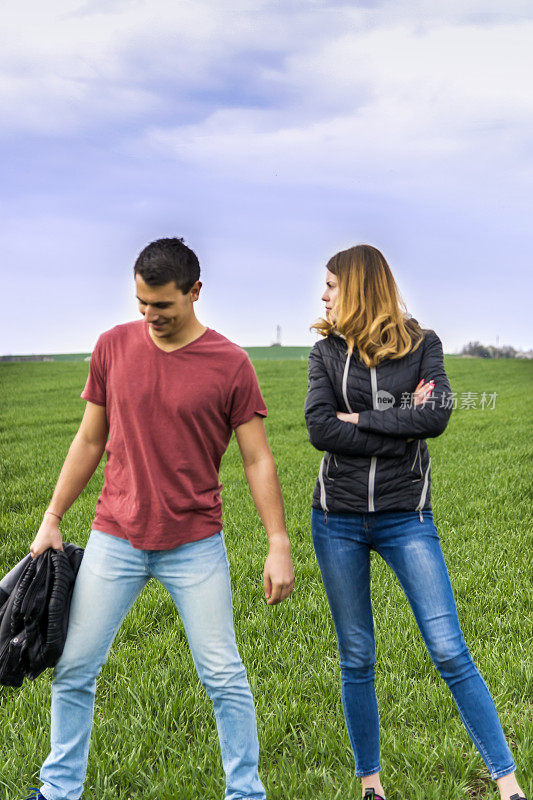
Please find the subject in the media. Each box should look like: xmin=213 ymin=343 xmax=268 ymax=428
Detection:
xmin=137 ymin=18 xmax=533 ymax=203
xmin=2 ymin=1 xmax=532 ymax=354
xmin=2 ymin=1 xmax=532 ymax=200
xmin=0 ymin=0 xmax=347 ymax=134
xmin=2 ymin=1 xmax=531 ymax=139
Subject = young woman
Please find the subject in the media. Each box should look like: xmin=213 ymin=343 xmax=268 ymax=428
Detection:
xmin=304 ymin=245 xmax=526 ymax=800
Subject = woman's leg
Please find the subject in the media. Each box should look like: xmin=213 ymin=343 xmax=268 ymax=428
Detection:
xmin=373 ymin=511 xmax=518 ymax=786
xmin=311 ymin=509 xmax=382 ymax=781
xmin=39 ymin=531 xmax=148 ymax=800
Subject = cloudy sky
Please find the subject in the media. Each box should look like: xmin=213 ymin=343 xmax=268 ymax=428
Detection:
xmin=1 ymin=0 xmax=532 ymax=354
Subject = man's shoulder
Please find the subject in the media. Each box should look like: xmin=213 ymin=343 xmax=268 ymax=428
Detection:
xmin=95 ymin=320 xmax=144 ymax=348
xmin=100 ymin=320 xmax=143 ymax=340
xmin=205 ymin=329 xmax=250 ymax=364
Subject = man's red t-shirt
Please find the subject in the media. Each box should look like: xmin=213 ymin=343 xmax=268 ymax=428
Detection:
xmin=81 ymin=321 xmax=267 ymax=550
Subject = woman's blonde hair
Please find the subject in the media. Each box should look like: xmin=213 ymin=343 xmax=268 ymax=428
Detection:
xmin=311 ymin=244 xmax=424 ymax=367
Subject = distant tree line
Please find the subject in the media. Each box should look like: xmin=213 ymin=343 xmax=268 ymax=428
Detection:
xmin=459 ymin=341 xmax=532 ymax=359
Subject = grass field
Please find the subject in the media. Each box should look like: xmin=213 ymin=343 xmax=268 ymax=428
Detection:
xmin=0 ymin=356 xmax=531 ymax=800
xmin=0 ymin=346 xmax=311 ymax=363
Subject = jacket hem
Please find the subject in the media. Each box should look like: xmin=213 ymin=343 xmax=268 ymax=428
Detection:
xmin=311 ymin=500 xmax=433 ymax=513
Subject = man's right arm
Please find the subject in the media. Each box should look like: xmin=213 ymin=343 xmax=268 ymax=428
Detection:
xmin=30 ymin=401 xmax=109 ymax=558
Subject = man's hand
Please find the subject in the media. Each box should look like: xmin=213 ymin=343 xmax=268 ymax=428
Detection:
xmin=30 ymin=514 xmax=64 ymax=559
xmin=263 ymin=534 xmax=295 ymax=605
xmin=234 ymin=416 xmax=295 ymax=606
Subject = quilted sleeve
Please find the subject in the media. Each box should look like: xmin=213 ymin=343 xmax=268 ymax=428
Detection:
xmin=305 ymin=345 xmax=408 ymax=457
xmin=356 ymin=331 xmax=453 ymax=439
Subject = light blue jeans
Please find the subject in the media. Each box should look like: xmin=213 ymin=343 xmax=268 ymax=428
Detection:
xmin=311 ymin=508 xmax=516 ymax=780
xmin=39 ymin=530 xmax=266 ymax=800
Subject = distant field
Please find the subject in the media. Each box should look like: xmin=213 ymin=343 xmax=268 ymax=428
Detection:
xmin=0 ymin=356 xmax=531 ymax=800
xmin=245 ymin=346 xmax=311 ymax=360
xmin=0 ymin=346 xmax=312 ymax=363
xmin=0 ymin=352 xmax=92 ymax=362
xmin=5 ymin=347 xmax=526 ymax=363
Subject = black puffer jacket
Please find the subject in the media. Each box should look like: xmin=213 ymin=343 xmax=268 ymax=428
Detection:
xmin=304 ymin=329 xmax=453 ymax=518
xmin=0 ymin=543 xmax=84 ymax=687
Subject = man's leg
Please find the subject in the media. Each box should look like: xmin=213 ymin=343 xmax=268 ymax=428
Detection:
xmin=152 ymin=532 xmax=266 ymax=800
xmin=39 ymin=531 xmax=148 ymax=800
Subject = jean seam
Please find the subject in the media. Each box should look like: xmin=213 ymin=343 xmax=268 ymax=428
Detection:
xmin=452 ymin=673 xmax=515 ymax=778
xmin=153 ymin=535 xmax=227 ymax=587
xmin=490 ymin=764 xmax=517 ymax=780
xmin=39 ymin=786 xmax=70 ymax=800
xmin=355 ymin=763 xmax=381 ymax=777
xmin=454 ymin=695 xmax=497 ymax=774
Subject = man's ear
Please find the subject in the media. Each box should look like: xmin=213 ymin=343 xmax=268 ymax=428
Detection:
xmin=190 ymin=280 xmax=202 ymax=301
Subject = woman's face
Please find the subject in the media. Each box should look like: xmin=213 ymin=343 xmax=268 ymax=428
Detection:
xmin=321 ymin=269 xmax=339 ymax=320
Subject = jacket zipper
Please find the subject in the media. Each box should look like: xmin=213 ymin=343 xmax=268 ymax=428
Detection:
xmin=19 ymin=564 xmax=46 ymax=619
xmin=318 ymin=455 xmax=328 ymax=520
xmin=368 ymin=366 xmax=378 ymax=512
xmin=321 ymin=349 xmax=354 ymax=522
xmin=416 ymin=457 xmax=431 ymax=522
xmin=411 ymin=439 xmax=422 ymax=479
xmin=340 ymin=349 xmax=429 ymax=519
xmin=342 ymin=353 xmax=354 ymax=413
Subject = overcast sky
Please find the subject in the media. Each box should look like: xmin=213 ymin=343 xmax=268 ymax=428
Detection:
xmin=1 ymin=0 xmax=532 ymax=354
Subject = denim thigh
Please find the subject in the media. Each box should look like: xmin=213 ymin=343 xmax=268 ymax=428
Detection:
xmin=370 ymin=511 xmax=467 ymax=666
xmin=311 ymin=509 xmax=375 ymax=669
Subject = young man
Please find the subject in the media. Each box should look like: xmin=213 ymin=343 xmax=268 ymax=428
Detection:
xmin=25 ymin=238 xmax=295 ymax=800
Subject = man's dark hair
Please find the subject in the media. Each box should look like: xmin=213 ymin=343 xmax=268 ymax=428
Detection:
xmin=134 ymin=238 xmax=200 ymax=293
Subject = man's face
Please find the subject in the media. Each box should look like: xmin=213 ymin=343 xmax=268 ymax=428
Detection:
xmin=135 ymin=274 xmax=201 ymax=340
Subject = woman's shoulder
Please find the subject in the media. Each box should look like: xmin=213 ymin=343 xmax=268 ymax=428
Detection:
xmin=419 ymin=327 xmax=443 ymax=350
xmin=406 ymin=318 xmax=443 ymax=352
xmin=309 ymin=335 xmax=348 ymax=366
xmin=311 ymin=333 xmax=346 ymax=353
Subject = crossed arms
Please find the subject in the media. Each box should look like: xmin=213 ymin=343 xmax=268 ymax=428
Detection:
xmin=304 ymin=333 xmax=453 ymax=457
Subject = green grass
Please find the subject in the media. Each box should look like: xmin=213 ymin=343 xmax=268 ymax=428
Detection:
xmin=0 ymin=346 xmax=310 ymax=363
xmin=0 ymin=357 xmax=531 ymax=800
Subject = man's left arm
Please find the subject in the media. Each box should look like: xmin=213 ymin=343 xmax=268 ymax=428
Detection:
xmin=235 ymin=415 xmax=295 ymax=606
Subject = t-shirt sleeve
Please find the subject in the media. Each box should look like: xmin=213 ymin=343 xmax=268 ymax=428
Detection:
xmin=81 ymin=336 xmax=107 ymax=406
xmin=227 ymin=356 xmax=267 ymax=429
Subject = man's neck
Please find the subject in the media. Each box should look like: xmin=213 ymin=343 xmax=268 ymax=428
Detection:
xmin=148 ymin=318 xmax=207 ymax=352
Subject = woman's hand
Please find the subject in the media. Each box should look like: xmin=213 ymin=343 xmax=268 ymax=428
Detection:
xmin=336 ymin=411 xmax=359 ymax=424
xmin=413 ymin=378 xmax=435 ymax=407
xmin=335 ymin=379 xmax=434 ymax=426
xmin=30 ymin=514 xmax=64 ymax=559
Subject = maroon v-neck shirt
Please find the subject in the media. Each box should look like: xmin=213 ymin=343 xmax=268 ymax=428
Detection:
xmin=81 ymin=321 xmax=267 ymax=549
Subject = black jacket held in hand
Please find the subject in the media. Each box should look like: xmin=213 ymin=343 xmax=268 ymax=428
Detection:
xmin=0 ymin=543 xmax=84 ymax=687
xmin=304 ymin=329 xmax=453 ymax=517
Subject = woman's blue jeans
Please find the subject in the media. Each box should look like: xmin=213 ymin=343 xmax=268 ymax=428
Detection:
xmin=311 ymin=508 xmax=516 ymax=780
xmin=39 ymin=530 xmax=266 ymax=800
